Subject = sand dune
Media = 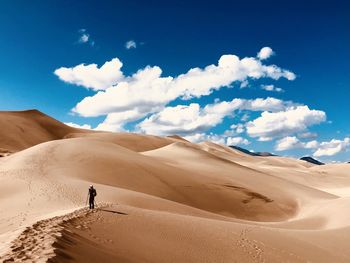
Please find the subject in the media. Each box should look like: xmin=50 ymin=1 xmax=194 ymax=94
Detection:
xmin=1 ymin=110 xmax=350 ymax=262
xmin=0 ymin=110 xmax=87 ymax=153
xmin=65 ymin=132 xmax=175 ymax=152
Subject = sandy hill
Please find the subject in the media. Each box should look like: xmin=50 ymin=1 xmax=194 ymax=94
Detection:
xmin=1 ymin=110 xmax=350 ymax=262
xmin=0 ymin=110 xmax=84 ymax=153
xmin=0 ymin=110 xmax=180 ymax=154
xmin=65 ymin=132 xmax=175 ymax=152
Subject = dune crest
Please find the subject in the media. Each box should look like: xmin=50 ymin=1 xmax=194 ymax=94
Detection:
xmin=0 ymin=110 xmax=85 ymax=152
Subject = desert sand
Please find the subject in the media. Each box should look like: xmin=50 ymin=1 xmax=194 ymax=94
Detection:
xmin=0 ymin=110 xmax=350 ymax=262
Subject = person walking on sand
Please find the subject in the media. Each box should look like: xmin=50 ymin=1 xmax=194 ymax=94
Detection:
xmin=88 ymin=185 xmax=97 ymax=209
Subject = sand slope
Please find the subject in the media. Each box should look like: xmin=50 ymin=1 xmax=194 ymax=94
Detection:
xmin=0 ymin=110 xmax=84 ymax=153
xmin=65 ymin=132 xmax=175 ymax=152
xmin=1 ymin=110 xmax=350 ymax=262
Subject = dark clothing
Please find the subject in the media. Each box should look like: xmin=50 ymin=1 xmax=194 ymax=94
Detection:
xmin=88 ymin=187 xmax=97 ymax=209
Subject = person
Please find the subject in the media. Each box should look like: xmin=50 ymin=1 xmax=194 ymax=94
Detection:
xmin=88 ymin=185 xmax=97 ymax=209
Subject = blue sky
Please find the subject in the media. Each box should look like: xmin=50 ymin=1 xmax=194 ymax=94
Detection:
xmin=0 ymin=0 xmax=349 ymax=162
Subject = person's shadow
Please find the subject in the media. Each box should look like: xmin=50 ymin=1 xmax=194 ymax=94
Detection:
xmin=99 ymin=209 xmax=128 ymax=215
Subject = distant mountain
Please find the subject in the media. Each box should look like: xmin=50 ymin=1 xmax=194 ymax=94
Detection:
xmin=300 ymin=156 xmax=325 ymax=165
xmin=256 ymin=152 xmax=276 ymax=157
xmin=229 ymin=146 xmax=276 ymax=157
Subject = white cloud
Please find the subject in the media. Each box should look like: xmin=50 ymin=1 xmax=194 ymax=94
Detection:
xmin=246 ymin=106 xmax=326 ymax=141
xmin=313 ymin=138 xmax=350 ymax=157
xmin=78 ymin=29 xmax=94 ymax=46
xmin=275 ymin=136 xmax=303 ymax=151
xmin=137 ymin=97 xmax=292 ymax=136
xmin=55 ymin=47 xmax=295 ymax=135
xmin=230 ymin=123 xmax=245 ymax=134
xmin=54 ymin=58 xmax=124 ymax=91
xmin=273 ymin=136 xmax=349 ymax=157
xmin=55 ymin=49 xmax=296 ymax=122
xmin=275 ymin=136 xmax=319 ymax=151
xmin=125 ymin=40 xmax=137 ymax=49
xmin=304 ymin=140 xmax=319 ymax=149
xmin=236 ymin=124 xmax=245 ymax=134
xmin=79 ymin=34 xmax=89 ymax=43
xmin=240 ymin=113 xmax=250 ymax=122
xmin=226 ymin=136 xmax=250 ymax=146
xmin=184 ymin=133 xmax=226 ymax=145
xmin=240 ymin=80 xmax=249 ymax=88
xmin=223 ymin=129 xmax=235 ymax=136
xmin=257 ymin=47 xmax=274 ymax=60
xmin=244 ymin=97 xmax=293 ymax=111
xmin=64 ymin=122 xmax=92 ymax=129
xmin=183 ymin=133 xmax=249 ymax=147
xmin=298 ymin=132 xmax=318 ymax=139
xmin=274 ymin=136 xmax=349 ymax=157
xmin=261 ymin=84 xmax=284 ymax=92
xmin=138 ymin=103 xmax=223 ymax=136
xmin=95 ymin=110 xmax=142 ymax=132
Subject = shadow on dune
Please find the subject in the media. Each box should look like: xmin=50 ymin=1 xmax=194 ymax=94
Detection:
xmin=99 ymin=209 xmax=128 ymax=215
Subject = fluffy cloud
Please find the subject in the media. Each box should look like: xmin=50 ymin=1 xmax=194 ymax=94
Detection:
xmin=275 ymin=136 xmax=302 ymax=151
xmin=64 ymin=122 xmax=92 ymax=130
xmin=304 ymin=140 xmax=319 ymax=149
xmin=125 ymin=40 xmax=137 ymax=49
xmin=183 ymin=133 xmax=249 ymax=146
xmin=138 ymin=97 xmax=292 ymax=136
xmin=313 ymin=138 xmax=350 ymax=157
xmin=243 ymin=97 xmax=293 ymax=111
xmin=226 ymin=136 xmax=250 ymax=146
xmin=72 ymin=66 xmax=168 ymax=117
xmin=261 ymin=84 xmax=284 ymax=92
xmin=230 ymin=123 xmax=245 ymax=134
xmin=274 ymin=136 xmax=350 ymax=157
xmin=54 ymin=47 xmax=304 ymax=145
xmin=138 ymin=103 xmax=223 ymax=136
xmin=257 ymin=47 xmax=274 ymax=60
xmin=95 ymin=110 xmax=142 ymax=132
xmin=55 ymin=49 xmax=296 ymax=123
xmin=54 ymin=58 xmax=124 ymax=91
xmin=246 ymin=106 xmax=326 ymax=141
xmin=184 ymin=133 xmax=226 ymax=145
xmin=275 ymin=136 xmax=320 ymax=151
